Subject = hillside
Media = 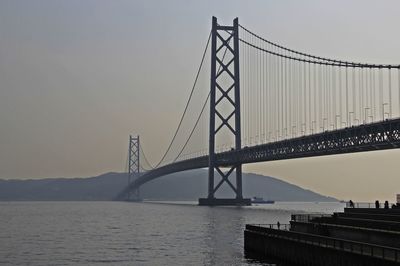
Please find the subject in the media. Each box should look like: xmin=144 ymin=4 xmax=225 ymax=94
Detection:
xmin=0 ymin=170 xmax=337 ymax=201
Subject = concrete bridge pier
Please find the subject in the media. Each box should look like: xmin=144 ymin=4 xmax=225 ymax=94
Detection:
xmin=198 ymin=198 xmax=251 ymax=206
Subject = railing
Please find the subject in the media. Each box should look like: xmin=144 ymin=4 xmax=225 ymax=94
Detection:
xmin=251 ymin=223 xmax=291 ymax=231
xmin=246 ymin=224 xmax=400 ymax=262
xmin=291 ymin=214 xmax=332 ymax=223
xmin=294 ymin=220 xmax=400 ymax=236
xmin=335 ymin=212 xmax=400 ymax=222
xmin=345 ymin=202 xmax=395 ymax=209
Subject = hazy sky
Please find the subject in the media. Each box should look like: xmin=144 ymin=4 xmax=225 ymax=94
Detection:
xmin=1 ymin=0 xmax=400 ymax=201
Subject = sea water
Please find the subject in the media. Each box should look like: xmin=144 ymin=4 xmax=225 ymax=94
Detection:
xmin=0 ymin=201 xmax=344 ymax=265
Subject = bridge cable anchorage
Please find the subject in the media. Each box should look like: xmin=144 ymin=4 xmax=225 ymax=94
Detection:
xmin=174 ymin=41 xmax=231 ymax=162
xmin=239 ymin=24 xmax=400 ymax=69
xmin=152 ymin=31 xmax=212 ymax=168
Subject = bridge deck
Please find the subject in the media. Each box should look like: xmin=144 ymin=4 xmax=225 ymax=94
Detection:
xmin=116 ymin=118 xmax=400 ymax=200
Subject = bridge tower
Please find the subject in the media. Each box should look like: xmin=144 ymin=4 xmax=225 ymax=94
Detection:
xmin=199 ymin=17 xmax=251 ymax=206
xmin=127 ymin=135 xmax=141 ymax=201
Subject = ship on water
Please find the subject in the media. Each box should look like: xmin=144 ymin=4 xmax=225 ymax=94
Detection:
xmin=251 ymin=197 xmax=274 ymax=204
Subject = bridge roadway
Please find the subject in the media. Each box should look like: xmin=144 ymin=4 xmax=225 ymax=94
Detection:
xmin=117 ymin=118 xmax=400 ymax=200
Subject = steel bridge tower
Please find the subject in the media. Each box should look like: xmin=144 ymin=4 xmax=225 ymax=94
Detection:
xmin=199 ymin=17 xmax=251 ymax=206
xmin=127 ymin=135 xmax=141 ymax=201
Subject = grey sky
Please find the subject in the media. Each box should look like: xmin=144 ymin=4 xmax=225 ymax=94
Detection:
xmin=1 ymin=0 xmax=400 ymax=201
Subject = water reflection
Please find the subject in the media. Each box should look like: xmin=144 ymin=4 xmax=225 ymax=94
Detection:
xmin=0 ymin=201 xmax=343 ymax=266
xmin=203 ymin=206 xmax=247 ymax=265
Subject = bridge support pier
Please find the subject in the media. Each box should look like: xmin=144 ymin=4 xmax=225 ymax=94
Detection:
xmin=199 ymin=197 xmax=251 ymax=206
xmin=199 ymin=17 xmax=250 ymax=206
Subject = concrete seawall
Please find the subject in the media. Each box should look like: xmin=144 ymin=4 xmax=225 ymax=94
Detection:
xmin=245 ymin=225 xmax=399 ymax=266
xmin=244 ymin=208 xmax=400 ymax=265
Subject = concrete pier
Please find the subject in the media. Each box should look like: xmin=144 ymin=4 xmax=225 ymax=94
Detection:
xmin=244 ymin=208 xmax=400 ymax=265
xmin=198 ymin=198 xmax=251 ymax=206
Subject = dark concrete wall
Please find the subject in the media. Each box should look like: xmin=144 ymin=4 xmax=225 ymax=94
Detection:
xmin=336 ymin=212 xmax=400 ymax=222
xmin=244 ymin=229 xmax=399 ymax=266
xmin=291 ymin=221 xmax=400 ymax=248
xmin=314 ymin=216 xmax=400 ymax=231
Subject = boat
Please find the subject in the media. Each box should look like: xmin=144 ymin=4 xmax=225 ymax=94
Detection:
xmin=251 ymin=197 xmax=275 ymax=204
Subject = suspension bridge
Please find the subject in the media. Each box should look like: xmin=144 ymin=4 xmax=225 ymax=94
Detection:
xmin=118 ymin=17 xmax=400 ymax=205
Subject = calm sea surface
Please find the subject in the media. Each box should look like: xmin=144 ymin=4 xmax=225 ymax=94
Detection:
xmin=0 ymin=201 xmax=344 ymax=265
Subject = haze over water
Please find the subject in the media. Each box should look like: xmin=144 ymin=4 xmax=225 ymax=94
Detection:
xmin=0 ymin=201 xmax=344 ymax=265
xmin=1 ymin=0 xmax=400 ymax=202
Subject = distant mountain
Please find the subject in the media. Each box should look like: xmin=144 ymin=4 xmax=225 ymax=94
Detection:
xmin=0 ymin=170 xmax=337 ymax=201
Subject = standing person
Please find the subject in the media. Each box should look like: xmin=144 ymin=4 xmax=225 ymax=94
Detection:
xmin=375 ymin=200 xmax=380 ymax=209
xmin=349 ymin=200 xmax=354 ymax=208
xmin=277 ymin=221 xmax=280 ymax=230
xmin=384 ymin=201 xmax=389 ymax=209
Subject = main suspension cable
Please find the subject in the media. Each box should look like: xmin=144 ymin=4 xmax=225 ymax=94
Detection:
xmin=152 ymin=31 xmax=211 ymax=168
xmin=173 ymin=93 xmax=210 ymax=162
xmin=239 ymin=37 xmax=400 ymax=69
xmin=173 ymin=42 xmax=231 ymax=162
xmin=239 ymin=24 xmax=400 ymax=68
xmin=139 ymin=142 xmax=154 ymax=170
